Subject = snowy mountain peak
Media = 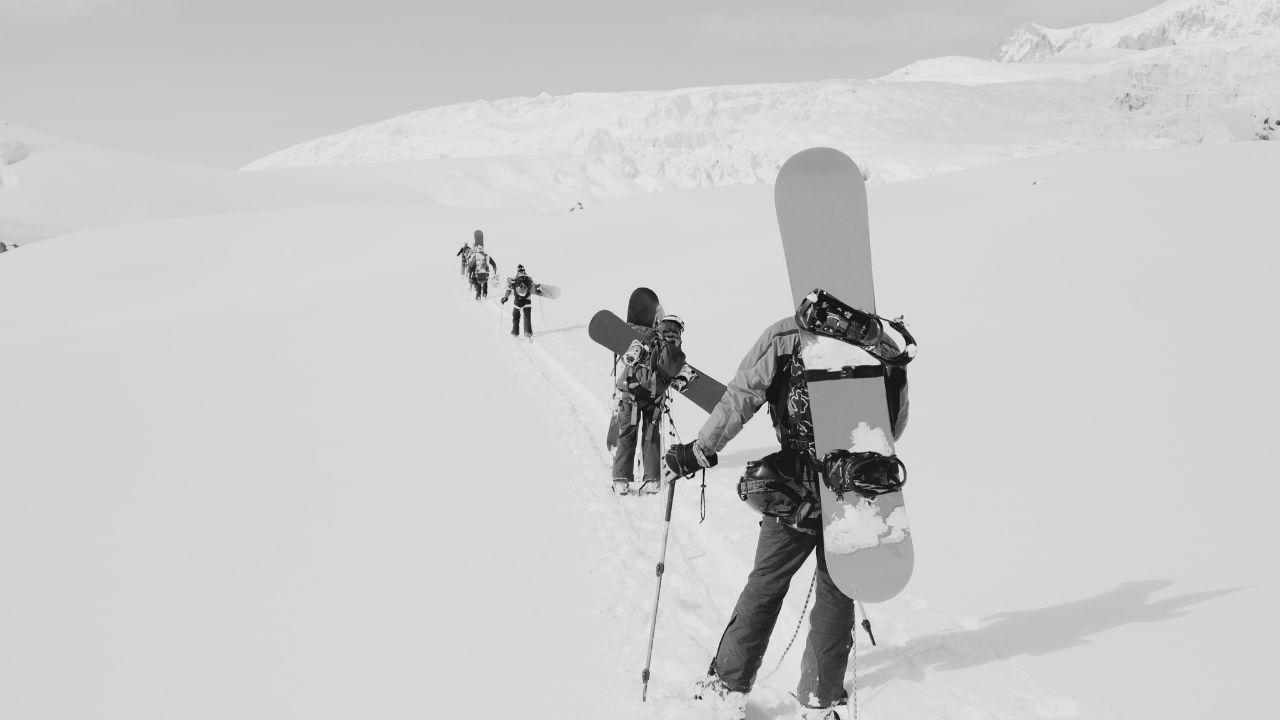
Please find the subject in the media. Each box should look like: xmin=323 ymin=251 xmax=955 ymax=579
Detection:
xmin=995 ymin=0 xmax=1280 ymax=61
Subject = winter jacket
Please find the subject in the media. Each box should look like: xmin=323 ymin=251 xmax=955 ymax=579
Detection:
xmin=467 ymin=251 xmax=497 ymax=277
xmin=697 ymin=316 xmax=909 ymax=455
xmin=502 ymin=274 xmax=535 ymax=304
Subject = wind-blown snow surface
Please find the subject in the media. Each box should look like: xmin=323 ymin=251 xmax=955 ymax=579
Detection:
xmin=2 ymin=143 xmax=1277 ymax=719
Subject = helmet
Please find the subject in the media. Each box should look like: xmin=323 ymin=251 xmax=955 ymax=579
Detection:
xmin=656 ymin=314 xmax=685 ymax=332
xmin=516 ymin=264 xmax=526 ymax=274
xmin=737 ymin=451 xmax=819 ymax=526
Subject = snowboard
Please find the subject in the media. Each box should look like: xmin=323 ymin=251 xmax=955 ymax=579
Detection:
xmin=588 ymin=310 xmax=727 ymax=414
xmin=775 ymin=147 xmax=913 ymax=603
xmin=533 ymin=283 xmax=561 ymax=300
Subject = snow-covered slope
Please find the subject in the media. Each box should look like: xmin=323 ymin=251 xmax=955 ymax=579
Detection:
xmin=244 ymin=6 xmax=1279 ymax=205
xmin=0 ymin=124 xmax=443 ymax=244
xmin=2 ymin=142 xmax=1276 ymax=720
xmin=995 ymin=0 xmax=1280 ymax=61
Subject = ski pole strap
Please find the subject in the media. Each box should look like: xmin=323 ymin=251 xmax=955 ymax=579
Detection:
xmin=803 ymin=365 xmax=885 ymax=383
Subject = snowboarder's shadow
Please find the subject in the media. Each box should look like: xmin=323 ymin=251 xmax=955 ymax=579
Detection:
xmin=856 ymin=579 xmax=1244 ymax=689
xmin=531 ymin=322 xmax=587 ymax=338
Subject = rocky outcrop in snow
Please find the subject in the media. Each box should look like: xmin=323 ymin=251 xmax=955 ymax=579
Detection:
xmin=995 ymin=0 xmax=1280 ymax=62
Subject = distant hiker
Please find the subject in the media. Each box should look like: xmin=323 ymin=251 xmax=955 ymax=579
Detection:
xmin=456 ymin=242 xmax=473 ymax=276
xmin=664 ymin=316 xmax=909 ymax=720
xmin=466 ymin=229 xmax=497 ymax=300
xmin=500 ymin=264 xmax=537 ymax=337
xmin=611 ymin=313 xmax=693 ymax=496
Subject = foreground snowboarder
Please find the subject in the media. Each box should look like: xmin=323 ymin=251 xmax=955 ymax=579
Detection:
xmin=665 ymin=314 xmax=908 ymax=719
xmin=613 ymin=314 xmax=692 ymax=496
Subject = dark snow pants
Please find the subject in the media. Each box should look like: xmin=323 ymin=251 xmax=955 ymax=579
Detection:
xmin=471 ymin=273 xmax=489 ymax=300
xmin=510 ymin=299 xmax=532 ymax=335
xmin=611 ymin=404 xmax=661 ymax=482
xmin=710 ymin=517 xmax=855 ymax=708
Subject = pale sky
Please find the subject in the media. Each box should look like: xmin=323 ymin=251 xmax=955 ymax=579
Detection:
xmin=1 ymin=0 xmax=1161 ymax=167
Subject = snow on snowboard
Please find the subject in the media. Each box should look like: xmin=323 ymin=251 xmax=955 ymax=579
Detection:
xmin=776 ymin=147 xmax=914 ymax=603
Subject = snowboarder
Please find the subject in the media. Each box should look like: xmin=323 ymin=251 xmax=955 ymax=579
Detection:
xmin=500 ymin=264 xmax=537 ymax=337
xmin=664 ymin=315 xmax=909 ymax=720
xmin=456 ymin=242 xmax=473 ymax=276
xmin=606 ymin=288 xmax=663 ymax=453
xmin=612 ymin=313 xmax=691 ymax=496
xmin=466 ymin=230 xmax=497 ymax=300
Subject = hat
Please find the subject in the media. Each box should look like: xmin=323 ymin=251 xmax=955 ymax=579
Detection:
xmin=657 ymin=314 xmax=685 ymax=332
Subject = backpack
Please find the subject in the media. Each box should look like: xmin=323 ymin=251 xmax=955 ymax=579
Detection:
xmin=512 ymin=275 xmax=532 ymax=298
xmin=767 ymin=337 xmax=910 ymax=455
xmin=470 ymin=247 xmax=489 ymax=275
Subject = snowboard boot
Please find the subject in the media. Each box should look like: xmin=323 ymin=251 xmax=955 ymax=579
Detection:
xmin=798 ymin=704 xmax=845 ymax=720
xmin=612 ymin=480 xmax=632 ymax=496
xmin=693 ymin=675 xmax=747 ymax=720
xmin=637 ymin=479 xmax=660 ymax=495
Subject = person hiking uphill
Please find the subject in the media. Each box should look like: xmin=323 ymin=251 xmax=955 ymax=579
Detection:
xmin=467 ymin=230 xmax=497 ymax=300
xmin=456 ymin=242 xmax=473 ymax=276
xmin=664 ymin=314 xmax=910 ymax=720
xmin=500 ymin=264 xmax=537 ymax=337
xmin=612 ymin=313 xmax=696 ymax=496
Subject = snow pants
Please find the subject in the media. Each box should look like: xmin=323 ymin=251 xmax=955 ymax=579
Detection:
xmin=709 ymin=517 xmax=855 ymax=708
xmin=510 ymin=299 xmax=532 ymax=335
xmin=471 ymin=273 xmax=489 ymax=300
xmin=611 ymin=403 xmax=661 ymax=482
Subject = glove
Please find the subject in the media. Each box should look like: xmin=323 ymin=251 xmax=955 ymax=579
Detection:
xmin=630 ymin=386 xmax=652 ymax=406
xmin=665 ymin=441 xmax=717 ymax=478
xmin=501 ymin=296 xmax=508 ymax=304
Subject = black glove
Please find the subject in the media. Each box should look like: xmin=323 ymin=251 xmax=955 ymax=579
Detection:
xmin=665 ymin=441 xmax=717 ymax=478
xmin=501 ymin=296 xmax=508 ymax=304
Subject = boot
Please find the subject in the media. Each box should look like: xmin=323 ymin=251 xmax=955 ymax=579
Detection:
xmin=798 ymin=704 xmax=845 ymax=720
xmin=637 ymin=479 xmax=661 ymax=495
xmin=612 ymin=480 xmax=632 ymax=496
xmin=693 ymin=675 xmax=747 ymax=720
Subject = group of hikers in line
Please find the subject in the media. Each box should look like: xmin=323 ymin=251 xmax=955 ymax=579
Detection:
xmin=455 ymin=229 xmax=540 ymax=337
xmin=453 ymin=228 xmax=911 ymax=720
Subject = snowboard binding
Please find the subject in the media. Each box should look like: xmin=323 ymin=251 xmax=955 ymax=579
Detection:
xmin=795 ymin=289 xmax=916 ymax=367
xmin=819 ymin=449 xmax=907 ymax=501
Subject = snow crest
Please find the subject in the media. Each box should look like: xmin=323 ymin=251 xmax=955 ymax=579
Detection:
xmin=994 ymin=0 xmax=1280 ymax=62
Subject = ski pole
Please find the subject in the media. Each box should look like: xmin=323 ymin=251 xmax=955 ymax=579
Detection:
xmin=641 ymin=471 xmax=678 ymax=702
